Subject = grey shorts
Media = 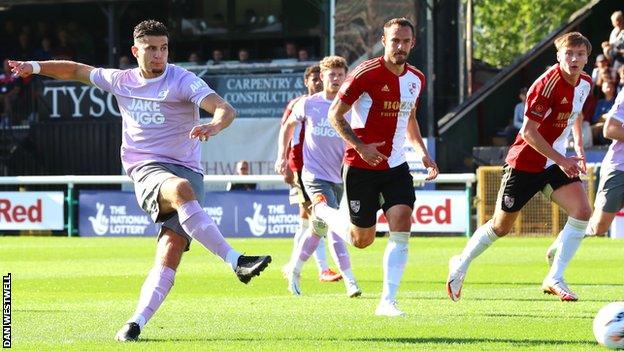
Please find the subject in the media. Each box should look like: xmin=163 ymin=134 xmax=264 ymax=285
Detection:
xmin=302 ymin=177 xmax=343 ymax=210
xmin=132 ymin=162 xmax=205 ymax=250
xmin=594 ymin=168 xmax=624 ymax=213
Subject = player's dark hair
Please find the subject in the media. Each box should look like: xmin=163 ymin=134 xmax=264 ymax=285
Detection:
xmin=554 ymin=32 xmax=592 ymax=55
xmin=133 ymin=20 xmax=169 ymax=40
xmin=304 ymin=64 xmax=320 ymax=80
xmin=383 ymin=17 xmax=414 ymax=37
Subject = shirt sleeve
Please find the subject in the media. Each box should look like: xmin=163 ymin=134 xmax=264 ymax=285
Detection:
xmin=337 ymin=72 xmax=365 ymax=106
xmin=179 ymin=70 xmax=215 ymax=106
xmin=89 ymin=68 xmax=121 ymax=93
xmin=290 ymin=97 xmax=306 ymax=122
xmin=281 ymin=97 xmax=299 ymax=125
xmin=524 ymin=78 xmax=553 ymax=123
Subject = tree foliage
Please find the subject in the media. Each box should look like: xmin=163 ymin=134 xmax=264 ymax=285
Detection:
xmin=473 ymin=0 xmax=591 ymax=67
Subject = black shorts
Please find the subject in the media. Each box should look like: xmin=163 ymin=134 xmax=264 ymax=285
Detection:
xmin=344 ymin=162 xmax=415 ymax=228
xmin=498 ymin=164 xmax=580 ymax=212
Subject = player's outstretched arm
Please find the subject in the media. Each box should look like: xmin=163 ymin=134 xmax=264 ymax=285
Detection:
xmin=191 ymin=93 xmax=235 ymax=141
xmin=406 ymin=108 xmax=438 ymax=180
xmin=328 ymin=98 xmax=386 ymax=166
xmin=603 ymin=116 xmax=624 ymax=142
xmin=9 ymin=60 xmax=95 ymax=85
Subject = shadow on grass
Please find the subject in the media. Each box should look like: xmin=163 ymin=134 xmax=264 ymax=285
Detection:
xmin=400 ymin=295 xmax=616 ymax=303
xmin=142 ymin=336 xmax=596 ymax=346
xmin=414 ymin=281 xmax=624 ymax=288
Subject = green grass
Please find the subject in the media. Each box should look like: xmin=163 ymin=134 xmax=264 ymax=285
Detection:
xmin=1 ymin=236 xmax=623 ymax=350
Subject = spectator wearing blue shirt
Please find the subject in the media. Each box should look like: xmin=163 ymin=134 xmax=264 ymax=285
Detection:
xmin=503 ymin=87 xmax=527 ymax=144
xmin=591 ymin=81 xmax=617 ymax=144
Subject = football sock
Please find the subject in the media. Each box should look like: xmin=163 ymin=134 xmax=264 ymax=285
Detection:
xmin=546 ymin=217 xmax=587 ymax=282
xmin=327 ymin=231 xmax=353 ymax=278
xmin=313 ymin=237 xmax=329 ymax=272
xmin=381 ymin=232 xmax=409 ymax=302
xmin=288 ymin=218 xmax=308 ymax=266
xmin=458 ymin=220 xmax=499 ymax=271
xmin=293 ymin=227 xmax=319 ymax=273
xmin=129 ymin=265 xmax=175 ymax=329
xmin=178 ymin=200 xmax=240 ymax=270
xmin=313 ymin=202 xmax=352 ymax=245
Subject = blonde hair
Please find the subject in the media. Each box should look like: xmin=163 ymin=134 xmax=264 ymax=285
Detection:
xmin=554 ymin=32 xmax=592 ymax=55
xmin=319 ymin=55 xmax=348 ymax=72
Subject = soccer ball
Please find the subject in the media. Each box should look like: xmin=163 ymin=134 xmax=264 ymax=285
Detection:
xmin=594 ymin=302 xmax=624 ymax=349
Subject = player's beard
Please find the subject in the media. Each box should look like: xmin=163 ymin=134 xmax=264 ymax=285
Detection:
xmin=392 ymin=51 xmax=408 ymax=65
xmin=152 ymin=67 xmax=164 ymax=74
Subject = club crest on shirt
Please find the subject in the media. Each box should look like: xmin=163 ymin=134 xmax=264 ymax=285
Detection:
xmin=503 ymin=195 xmax=514 ymax=209
xmin=349 ymin=200 xmax=361 ymax=213
xmin=532 ymin=103 xmax=546 ymax=117
xmin=157 ymin=89 xmax=169 ymax=99
xmin=408 ymin=82 xmax=417 ymax=95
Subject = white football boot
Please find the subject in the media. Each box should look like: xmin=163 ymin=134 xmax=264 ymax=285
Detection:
xmin=446 ymin=255 xmax=466 ymax=302
xmin=375 ymin=300 xmax=406 ymax=317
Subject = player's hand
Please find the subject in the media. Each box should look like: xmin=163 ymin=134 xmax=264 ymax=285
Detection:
xmin=422 ymin=155 xmax=439 ymax=180
xmin=8 ymin=60 xmax=34 ymax=77
xmin=356 ymin=141 xmax=387 ymax=166
xmin=282 ymin=167 xmax=294 ymax=185
xmin=557 ymin=156 xmax=585 ymax=178
xmin=575 ymin=151 xmax=586 ymax=174
xmin=189 ymin=122 xmax=220 ymax=141
xmin=274 ymin=158 xmax=288 ymax=176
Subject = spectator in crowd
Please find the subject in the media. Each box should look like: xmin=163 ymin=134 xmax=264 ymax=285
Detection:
xmin=188 ymin=51 xmax=202 ymax=64
xmin=210 ymin=48 xmax=224 ymax=65
xmin=595 ymin=67 xmax=616 ymax=98
xmin=118 ymin=55 xmax=134 ymax=69
xmin=603 ymin=11 xmax=624 ymax=72
xmin=13 ymin=32 xmax=33 ymax=61
xmin=237 ymin=48 xmax=251 ymax=64
xmin=284 ymin=41 xmax=297 ymax=59
xmin=617 ymin=65 xmax=624 ymax=94
xmin=0 ymin=59 xmax=22 ymax=127
xmin=591 ymin=80 xmax=617 ymax=145
xmin=502 ymin=87 xmax=528 ymax=144
xmin=51 ymin=29 xmax=76 ymax=60
xmin=591 ymin=54 xmax=614 ymax=84
xmin=0 ymin=20 xmax=18 ymax=53
xmin=227 ymin=160 xmax=257 ymax=191
xmin=34 ymin=21 xmax=51 ymax=43
xmin=34 ymin=37 xmax=53 ymax=61
xmin=297 ymin=48 xmax=310 ymax=61
xmin=67 ymin=21 xmax=95 ymax=63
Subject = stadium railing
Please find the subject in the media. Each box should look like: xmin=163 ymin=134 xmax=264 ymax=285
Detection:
xmin=0 ymin=173 xmax=476 ymax=236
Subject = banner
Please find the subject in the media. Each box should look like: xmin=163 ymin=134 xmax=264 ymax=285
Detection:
xmin=204 ymin=73 xmax=305 ymax=118
xmin=375 ymin=191 xmax=468 ymax=233
xmin=39 ymin=80 xmax=121 ymax=119
xmin=200 ymin=118 xmax=280 ymax=176
xmin=79 ymin=190 xmax=298 ymax=238
xmin=38 ymin=72 xmax=305 ymax=120
xmin=0 ymin=192 xmax=64 ymax=230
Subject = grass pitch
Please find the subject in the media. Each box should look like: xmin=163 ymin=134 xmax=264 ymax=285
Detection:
xmin=1 ymin=235 xmax=623 ymax=350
